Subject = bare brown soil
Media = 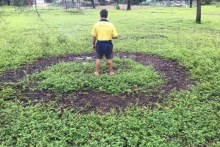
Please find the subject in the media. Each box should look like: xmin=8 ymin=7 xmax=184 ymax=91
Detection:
xmin=0 ymin=52 xmax=193 ymax=113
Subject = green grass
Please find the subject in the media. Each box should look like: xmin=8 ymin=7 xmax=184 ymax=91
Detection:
xmin=0 ymin=6 xmax=220 ymax=146
xmin=24 ymin=58 xmax=163 ymax=94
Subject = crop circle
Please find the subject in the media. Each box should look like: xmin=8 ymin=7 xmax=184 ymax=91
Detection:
xmin=0 ymin=52 xmax=192 ymax=113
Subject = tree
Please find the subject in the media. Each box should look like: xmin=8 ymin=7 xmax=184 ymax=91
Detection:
xmin=0 ymin=1 xmax=2 ymax=5
xmin=196 ymin=0 xmax=201 ymax=23
xmin=3 ymin=0 xmax=11 ymax=6
xmin=91 ymin=0 xmax=95 ymax=9
xmin=127 ymin=0 xmax=131 ymax=10
xmin=189 ymin=0 xmax=193 ymax=8
xmin=11 ymin=0 xmax=28 ymax=6
xmin=64 ymin=0 xmax=67 ymax=11
xmin=202 ymin=0 xmax=212 ymax=4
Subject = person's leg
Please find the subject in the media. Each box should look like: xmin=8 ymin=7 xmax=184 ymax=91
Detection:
xmin=95 ymin=42 xmax=103 ymax=75
xmin=104 ymin=43 xmax=114 ymax=75
xmin=95 ymin=59 xmax=101 ymax=75
xmin=107 ymin=59 xmax=114 ymax=75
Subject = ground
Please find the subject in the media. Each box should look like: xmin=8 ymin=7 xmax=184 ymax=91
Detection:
xmin=0 ymin=6 xmax=220 ymax=146
xmin=0 ymin=52 xmax=192 ymax=113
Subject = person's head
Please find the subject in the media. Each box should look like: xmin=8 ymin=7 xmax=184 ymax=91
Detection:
xmin=100 ymin=9 xmax=108 ymax=18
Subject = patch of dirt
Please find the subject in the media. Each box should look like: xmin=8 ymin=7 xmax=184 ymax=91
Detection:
xmin=0 ymin=52 xmax=193 ymax=113
xmin=18 ymin=87 xmax=162 ymax=113
xmin=117 ymin=52 xmax=191 ymax=93
xmin=0 ymin=53 xmax=89 ymax=83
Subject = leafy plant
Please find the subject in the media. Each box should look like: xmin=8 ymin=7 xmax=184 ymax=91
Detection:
xmin=25 ymin=58 xmax=163 ymax=94
xmin=0 ymin=6 xmax=220 ymax=146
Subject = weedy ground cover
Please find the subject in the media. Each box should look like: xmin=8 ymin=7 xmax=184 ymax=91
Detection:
xmin=0 ymin=6 xmax=220 ymax=146
xmin=23 ymin=58 xmax=163 ymax=94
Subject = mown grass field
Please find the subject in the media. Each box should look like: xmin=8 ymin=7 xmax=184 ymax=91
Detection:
xmin=0 ymin=5 xmax=220 ymax=146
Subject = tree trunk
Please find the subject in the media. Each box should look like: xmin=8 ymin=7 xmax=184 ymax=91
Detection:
xmin=91 ymin=0 xmax=95 ymax=9
xmin=196 ymin=0 xmax=201 ymax=23
xmin=127 ymin=0 xmax=131 ymax=10
xmin=7 ymin=0 xmax=10 ymax=6
xmin=34 ymin=0 xmax=37 ymax=10
xmin=102 ymin=0 xmax=106 ymax=5
xmin=189 ymin=0 xmax=193 ymax=8
xmin=34 ymin=0 xmax=41 ymax=17
xmin=64 ymin=0 xmax=67 ymax=11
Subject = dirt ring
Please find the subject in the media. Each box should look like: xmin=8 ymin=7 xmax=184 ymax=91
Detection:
xmin=0 ymin=52 xmax=192 ymax=113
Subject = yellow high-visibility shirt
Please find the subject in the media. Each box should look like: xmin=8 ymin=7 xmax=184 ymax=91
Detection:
xmin=91 ymin=21 xmax=118 ymax=41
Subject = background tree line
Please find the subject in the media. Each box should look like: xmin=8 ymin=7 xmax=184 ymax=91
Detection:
xmin=0 ymin=0 xmax=219 ymax=6
xmin=0 ymin=0 xmax=30 ymax=6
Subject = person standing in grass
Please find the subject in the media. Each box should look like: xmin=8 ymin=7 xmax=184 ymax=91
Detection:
xmin=91 ymin=9 xmax=118 ymax=76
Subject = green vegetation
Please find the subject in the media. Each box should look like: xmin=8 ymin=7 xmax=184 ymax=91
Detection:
xmin=25 ymin=58 xmax=163 ymax=94
xmin=0 ymin=6 xmax=220 ymax=146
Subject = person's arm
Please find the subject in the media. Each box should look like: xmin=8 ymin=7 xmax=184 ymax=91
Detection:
xmin=112 ymin=25 xmax=118 ymax=39
xmin=91 ymin=24 xmax=97 ymax=50
xmin=92 ymin=35 xmax=96 ymax=50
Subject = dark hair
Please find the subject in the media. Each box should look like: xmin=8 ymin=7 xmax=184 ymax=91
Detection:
xmin=100 ymin=9 xmax=108 ymax=18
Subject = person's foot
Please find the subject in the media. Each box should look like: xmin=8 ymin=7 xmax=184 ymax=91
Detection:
xmin=94 ymin=72 xmax=99 ymax=76
xmin=109 ymin=72 xmax=114 ymax=76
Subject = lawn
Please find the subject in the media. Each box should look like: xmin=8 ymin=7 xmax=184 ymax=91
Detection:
xmin=0 ymin=5 xmax=220 ymax=146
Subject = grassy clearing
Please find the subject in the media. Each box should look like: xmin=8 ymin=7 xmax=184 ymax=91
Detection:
xmin=23 ymin=58 xmax=163 ymax=94
xmin=0 ymin=6 xmax=220 ymax=146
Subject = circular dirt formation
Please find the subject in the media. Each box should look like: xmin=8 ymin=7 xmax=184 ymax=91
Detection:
xmin=0 ymin=52 xmax=192 ymax=113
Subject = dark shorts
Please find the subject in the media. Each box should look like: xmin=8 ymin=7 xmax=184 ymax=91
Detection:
xmin=96 ymin=41 xmax=113 ymax=59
